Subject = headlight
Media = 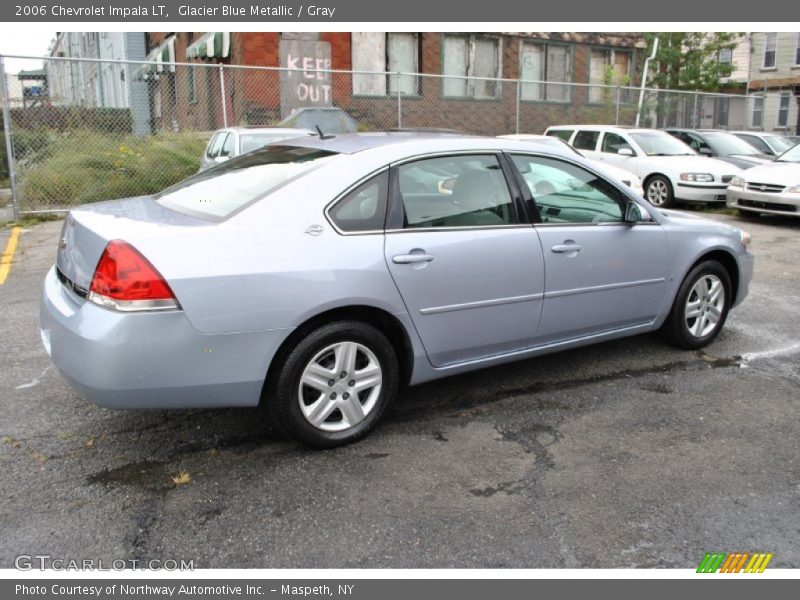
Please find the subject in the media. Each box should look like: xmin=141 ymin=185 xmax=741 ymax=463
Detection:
xmin=730 ymin=176 xmax=745 ymax=188
xmin=680 ymin=173 xmax=714 ymax=182
xmin=739 ymin=229 xmax=751 ymax=249
xmin=787 ymin=185 xmax=800 ymax=193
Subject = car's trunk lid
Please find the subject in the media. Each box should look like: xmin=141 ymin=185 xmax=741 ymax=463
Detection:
xmin=56 ymin=196 xmax=207 ymax=294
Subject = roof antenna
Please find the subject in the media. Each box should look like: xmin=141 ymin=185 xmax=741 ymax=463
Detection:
xmin=315 ymin=125 xmax=335 ymax=140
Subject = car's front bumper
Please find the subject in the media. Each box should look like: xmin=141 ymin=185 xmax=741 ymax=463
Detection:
xmin=675 ymin=183 xmax=729 ymax=204
xmin=40 ymin=266 xmax=291 ymax=409
xmin=726 ymin=187 xmax=800 ymax=217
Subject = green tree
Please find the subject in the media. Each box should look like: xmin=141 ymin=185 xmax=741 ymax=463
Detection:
xmin=645 ymin=32 xmax=743 ymax=92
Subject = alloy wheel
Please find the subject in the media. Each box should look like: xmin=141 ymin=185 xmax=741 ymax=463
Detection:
xmin=297 ymin=341 xmax=383 ymax=432
xmin=647 ymin=179 xmax=669 ymax=206
xmin=684 ymin=274 xmax=725 ymax=338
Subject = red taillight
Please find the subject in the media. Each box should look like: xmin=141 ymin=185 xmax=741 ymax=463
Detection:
xmin=88 ymin=240 xmax=178 ymax=311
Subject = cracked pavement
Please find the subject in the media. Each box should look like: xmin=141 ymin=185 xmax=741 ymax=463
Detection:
xmin=1 ymin=212 xmax=799 ymax=568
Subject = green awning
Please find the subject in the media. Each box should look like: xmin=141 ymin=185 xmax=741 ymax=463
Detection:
xmin=135 ymin=35 xmax=176 ymax=80
xmin=186 ymin=32 xmax=231 ymax=60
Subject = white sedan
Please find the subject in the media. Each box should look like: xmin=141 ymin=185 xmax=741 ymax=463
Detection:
xmin=727 ymin=144 xmax=800 ymax=217
xmin=544 ymin=125 xmax=742 ymax=208
xmin=499 ymin=134 xmax=644 ymax=197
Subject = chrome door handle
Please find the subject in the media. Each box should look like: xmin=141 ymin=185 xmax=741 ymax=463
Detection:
xmin=551 ymin=244 xmax=582 ymax=253
xmin=392 ymin=253 xmax=435 ymax=264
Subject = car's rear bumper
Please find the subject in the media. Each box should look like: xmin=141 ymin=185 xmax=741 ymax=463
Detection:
xmin=40 ymin=266 xmax=291 ymax=409
xmin=726 ymin=188 xmax=800 ymax=217
xmin=675 ymin=183 xmax=729 ymax=204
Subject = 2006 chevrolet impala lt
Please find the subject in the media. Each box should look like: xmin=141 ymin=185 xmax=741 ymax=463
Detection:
xmin=41 ymin=133 xmax=754 ymax=447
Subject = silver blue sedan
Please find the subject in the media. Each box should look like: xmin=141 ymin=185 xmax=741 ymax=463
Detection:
xmin=41 ymin=133 xmax=754 ymax=447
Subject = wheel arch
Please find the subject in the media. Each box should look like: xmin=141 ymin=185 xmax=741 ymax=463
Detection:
xmin=262 ymin=305 xmax=416 ymax=400
xmin=682 ymin=249 xmax=740 ymax=306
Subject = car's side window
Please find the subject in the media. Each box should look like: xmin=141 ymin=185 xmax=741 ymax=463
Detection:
xmin=219 ymin=133 xmax=235 ymax=158
xmin=573 ymin=130 xmax=600 ymax=151
xmin=329 ymin=171 xmax=388 ymax=233
xmin=740 ymin=135 xmax=770 ymax=154
xmin=396 ymin=155 xmax=515 ymax=229
xmin=510 ymin=154 xmax=625 ymax=225
xmin=547 ymin=129 xmax=573 ymax=142
xmin=601 ymin=132 xmax=633 ymax=154
xmin=206 ymin=134 xmax=224 ymax=158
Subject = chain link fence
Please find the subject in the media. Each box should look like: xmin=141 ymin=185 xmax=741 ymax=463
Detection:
xmin=1 ymin=54 xmax=796 ymax=217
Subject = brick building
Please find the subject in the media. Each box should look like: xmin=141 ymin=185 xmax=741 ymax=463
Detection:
xmin=143 ymin=32 xmax=646 ymax=135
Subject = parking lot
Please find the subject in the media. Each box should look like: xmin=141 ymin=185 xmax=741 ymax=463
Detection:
xmin=1 ymin=211 xmax=798 ymax=569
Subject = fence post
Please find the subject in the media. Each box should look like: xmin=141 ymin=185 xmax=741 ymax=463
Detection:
xmin=693 ymin=92 xmax=699 ymax=128
xmin=615 ymin=86 xmax=621 ymax=126
xmin=396 ymin=73 xmax=402 ymax=129
xmin=515 ymin=80 xmax=521 ymax=134
xmin=0 ymin=57 xmax=20 ymax=221
xmin=219 ymin=64 xmax=228 ymax=128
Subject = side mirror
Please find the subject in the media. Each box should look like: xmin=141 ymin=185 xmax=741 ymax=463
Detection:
xmin=624 ymin=200 xmax=646 ymax=224
xmin=617 ymin=147 xmax=635 ymax=157
xmin=698 ymin=147 xmax=713 ymax=156
xmin=438 ymin=177 xmax=457 ymax=194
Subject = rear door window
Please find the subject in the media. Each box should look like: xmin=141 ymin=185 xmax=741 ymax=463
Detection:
xmin=573 ymin=130 xmax=600 ymax=151
xmin=395 ymin=155 xmax=516 ymax=229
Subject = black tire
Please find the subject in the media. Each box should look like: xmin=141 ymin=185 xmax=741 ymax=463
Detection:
xmin=661 ymin=260 xmax=732 ymax=350
xmin=265 ymin=320 xmax=399 ymax=449
xmin=645 ymin=175 xmax=676 ymax=208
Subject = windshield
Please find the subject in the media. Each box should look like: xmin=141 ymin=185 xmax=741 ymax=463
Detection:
xmin=703 ymin=132 xmax=763 ymax=155
xmin=764 ymin=135 xmax=796 ymax=154
xmin=240 ymin=132 xmax=307 ymax=154
xmin=156 ymin=145 xmax=338 ymax=219
xmin=776 ymin=144 xmax=800 ymax=163
xmin=629 ymin=132 xmax=695 ymax=156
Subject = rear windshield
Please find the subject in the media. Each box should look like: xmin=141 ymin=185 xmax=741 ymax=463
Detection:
xmin=156 ymin=145 xmax=338 ymax=219
xmin=240 ymin=132 xmax=308 ymax=154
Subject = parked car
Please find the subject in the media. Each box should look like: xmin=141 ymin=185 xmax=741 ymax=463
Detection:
xmin=200 ymin=127 xmax=314 ymax=171
xmin=729 ymin=131 xmax=796 ymax=158
xmin=499 ymin=134 xmax=644 ymax=196
xmin=664 ymin=129 xmax=774 ymax=169
xmin=544 ymin=125 xmax=741 ymax=208
xmin=727 ymin=143 xmax=800 ymax=217
xmin=41 ymin=133 xmax=753 ymax=448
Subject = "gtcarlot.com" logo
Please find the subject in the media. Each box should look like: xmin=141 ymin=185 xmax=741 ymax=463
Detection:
xmin=14 ymin=555 xmax=194 ymax=571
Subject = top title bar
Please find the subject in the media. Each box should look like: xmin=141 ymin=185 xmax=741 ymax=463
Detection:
xmin=0 ymin=0 xmax=791 ymax=22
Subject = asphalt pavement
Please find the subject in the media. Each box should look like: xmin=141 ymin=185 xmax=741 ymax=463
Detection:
xmin=1 ymin=212 xmax=798 ymax=569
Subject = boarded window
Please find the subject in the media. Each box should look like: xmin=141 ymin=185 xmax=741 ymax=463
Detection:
xmin=442 ymin=35 xmax=501 ymax=98
xmin=520 ymin=43 xmax=570 ymax=102
xmin=352 ymin=32 xmax=420 ymax=96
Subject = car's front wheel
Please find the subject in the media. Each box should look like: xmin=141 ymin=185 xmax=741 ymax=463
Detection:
xmin=645 ymin=175 xmax=676 ymax=208
xmin=661 ymin=260 xmax=731 ymax=349
xmin=266 ymin=321 xmax=399 ymax=448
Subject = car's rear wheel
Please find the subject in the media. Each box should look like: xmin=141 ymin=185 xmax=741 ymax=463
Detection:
xmin=661 ymin=260 xmax=731 ymax=349
xmin=266 ymin=321 xmax=399 ymax=448
xmin=645 ymin=175 xmax=675 ymax=208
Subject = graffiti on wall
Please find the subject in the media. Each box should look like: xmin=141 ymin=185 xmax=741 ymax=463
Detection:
xmin=279 ymin=40 xmax=333 ymax=118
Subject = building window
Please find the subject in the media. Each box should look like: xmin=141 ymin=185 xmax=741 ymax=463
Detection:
xmin=351 ymin=33 xmax=419 ymax=96
xmin=714 ymin=96 xmax=730 ymax=128
xmin=719 ymin=47 xmax=733 ymax=66
xmin=795 ymin=32 xmax=800 ymax=66
xmin=520 ymin=42 xmax=570 ymax=102
xmin=589 ymin=48 xmax=632 ymax=103
xmin=763 ymin=33 xmax=777 ymax=69
xmin=442 ymin=34 xmax=501 ymax=99
xmin=777 ymin=91 xmax=791 ymax=127
xmin=188 ymin=64 xmax=197 ymax=104
xmin=751 ymin=95 xmax=764 ymax=128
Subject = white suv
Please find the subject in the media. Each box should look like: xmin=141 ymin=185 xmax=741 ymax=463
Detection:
xmin=544 ymin=125 xmax=742 ymax=208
